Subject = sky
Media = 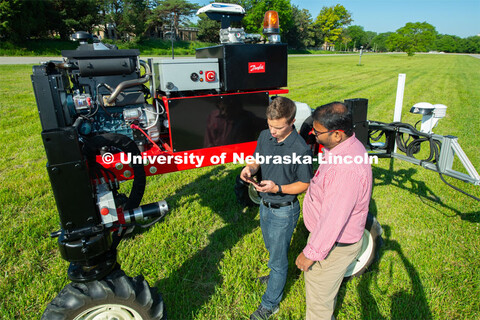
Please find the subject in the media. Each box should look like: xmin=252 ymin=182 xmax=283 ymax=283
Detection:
xmin=196 ymin=0 xmax=480 ymax=38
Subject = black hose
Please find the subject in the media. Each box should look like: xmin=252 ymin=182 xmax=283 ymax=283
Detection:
xmin=371 ymin=121 xmax=479 ymax=202
xmin=83 ymin=133 xmax=146 ymax=210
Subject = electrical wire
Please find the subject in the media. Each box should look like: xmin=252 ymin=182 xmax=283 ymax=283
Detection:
xmin=433 ymin=148 xmax=480 ymax=202
xmin=130 ymin=123 xmax=173 ymax=153
xmin=372 ymin=121 xmax=480 ymax=202
xmin=414 ymin=120 xmax=422 ymax=130
xmin=144 ymin=99 xmax=165 ymax=115
xmin=96 ymin=163 xmax=119 ymax=190
xmin=144 ymin=99 xmax=163 ymax=130
xmin=437 ymin=173 xmax=480 ymax=201
xmin=130 ymin=123 xmax=161 ymax=151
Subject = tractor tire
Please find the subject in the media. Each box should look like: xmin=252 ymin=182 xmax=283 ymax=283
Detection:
xmin=41 ymin=269 xmax=166 ymax=320
xmin=299 ymin=115 xmax=320 ymax=156
xmin=344 ymin=213 xmax=383 ymax=279
xmin=234 ymin=170 xmax=262 ymax=207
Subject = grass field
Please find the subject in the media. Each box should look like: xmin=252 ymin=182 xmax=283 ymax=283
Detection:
xmin=1 ymin=54 xmax=479 ymax=319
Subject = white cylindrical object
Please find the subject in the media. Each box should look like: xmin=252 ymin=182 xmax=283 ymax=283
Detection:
xmin=433 ymin=104 xmax=448 ymax=118
xmin=393 ymin=74 xmax=406 ymax=153
xmin=394 ymin=74 xmax=406 ymax=122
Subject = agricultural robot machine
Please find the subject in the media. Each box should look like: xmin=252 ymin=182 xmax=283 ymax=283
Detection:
xmin=30 ymin=3 xmax=479 ymax=319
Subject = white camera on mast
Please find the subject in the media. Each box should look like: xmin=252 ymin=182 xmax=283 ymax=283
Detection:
xmin=197 ymin=3 xmax=272 ymax=44
xmin=410 ymin=102 xmax=448 ymax=134
xmin=197 ymin=3 xmax=246 ymax=43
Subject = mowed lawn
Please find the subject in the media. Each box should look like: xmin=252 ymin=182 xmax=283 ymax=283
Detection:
xmin=0 ymin=53 xmax=479 ymax=319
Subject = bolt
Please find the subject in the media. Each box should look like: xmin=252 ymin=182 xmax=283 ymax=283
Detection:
xmin=115 ymin=163 xmax=123 ymax=170
xmin=124 ymin=170 xmax=132 ymax=178
xmin=149 ymin=166 xmax=157 ymax=174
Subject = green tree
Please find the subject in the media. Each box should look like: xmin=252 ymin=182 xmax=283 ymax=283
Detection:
xmin=52 ymin=0 xmax=101 ymax=40
xmin=435 ymin=34 xmax=459 ymax=53
xmin=197 ymin=13 xmax=220 ymax=43
xmin=284 ymin=5 xmax=313 ymax=49
xmin=0 ymin=0 xmax=99 ymax=41
xmin=337 ymin=29 xmax=351 ymax=51
xmin=99 ymin=0 xmax=125 ymax=39
xmin=334 ymin=28 xmax=377 ymax=51
xmin=98 ymin=0 xmax=150 ymax=40
xmin=122 ymin=0 xmax=150 ymax=38
xmin=371 ymin=32 xmax=393 ymax=52
xmin=386 ymin=22 xmax=437 ymax=56
xmin=0 ymin=0 xmax=52 ymax=40
xmin=344 ymin=25 xmax=366 ymax=50
xmin=364 ymin=31 xmax=377 ymax=49
xmin=313 ymin=4 xmax=352 ymax=47
xmin=0 ymin=0 xmax=21 ymax=39
xmin=459 ymin=36 xmax=480 ymax=53
xmin=239 ymin=0 xmax=293 ymax=41
xmin=150 ymin=0 xmax=199 ymax=39
xmin=199 ymin=0 xmax=294 ymax=44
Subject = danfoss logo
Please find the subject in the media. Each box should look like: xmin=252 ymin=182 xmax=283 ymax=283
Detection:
xmin=248 ymin=62 xmax=266 ymax=73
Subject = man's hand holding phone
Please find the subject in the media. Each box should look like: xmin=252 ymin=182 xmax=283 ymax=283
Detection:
xmin=245 ymin=176 xmax=265 ymax=187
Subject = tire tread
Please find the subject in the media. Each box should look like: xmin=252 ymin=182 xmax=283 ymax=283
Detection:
xmin=41 ymin=270 xmax=165 ymax=320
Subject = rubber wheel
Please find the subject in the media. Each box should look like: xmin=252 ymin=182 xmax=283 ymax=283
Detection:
xmin=234 ymin=169 xmax=262 ymax=207
xmin=41 ymin=269 xmax=166 ymax=320
xmin=299 ymin=115 xmax=320 ymax=156
xmin=344 ymin=213 xmax=383 ymax=279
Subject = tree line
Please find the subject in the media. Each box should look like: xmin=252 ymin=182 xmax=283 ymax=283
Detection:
xmin=1 ymin=0 xmax=479 ymax=54
xmin=0 ymin=0 xmax=198 ymax=42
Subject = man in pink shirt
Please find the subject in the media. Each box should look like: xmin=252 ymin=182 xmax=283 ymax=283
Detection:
xmin=295 ymin=102 xmax=373 ymax=319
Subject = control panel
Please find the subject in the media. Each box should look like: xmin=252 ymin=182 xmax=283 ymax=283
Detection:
xmin=153 ymin=58 xmax=220 ymax=94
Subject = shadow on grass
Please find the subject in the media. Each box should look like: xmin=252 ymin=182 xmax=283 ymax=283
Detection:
xmin=356 ymin=224 xmax=433 ymax=319
xmin=149 ymin=165 xmax=260 ymax=319
xmin=283 ymin=215 xmax=309 ymax=298
xmin=123 ymin=164 xmax=307 ymax=318
xmin=333 ymin=199 xmax=433 ymax=319
xmin=373 ymin=160 xmax=480 ymax=222
xmin=131 ymin=154 xmax=479 ymax=318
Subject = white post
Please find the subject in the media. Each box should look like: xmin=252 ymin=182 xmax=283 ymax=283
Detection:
xmin=393 ymin=73 xmax=406 ymax=152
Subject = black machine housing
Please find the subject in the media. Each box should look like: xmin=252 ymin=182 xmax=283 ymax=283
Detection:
xmin=31 ymin=30 xmax=290 ymax=282
xmin=196 ymin=43 xmax=288 ymax=92
xmin=31 ymin=37 xmax=166 ymax=281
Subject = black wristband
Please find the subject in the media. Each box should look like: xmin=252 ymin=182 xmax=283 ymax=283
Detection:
xmin=276 ymin=184 xmax=282 ymax=193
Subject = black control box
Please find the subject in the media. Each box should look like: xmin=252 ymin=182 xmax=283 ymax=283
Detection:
xmin=196 ymin=43 xmax=287 ymax=92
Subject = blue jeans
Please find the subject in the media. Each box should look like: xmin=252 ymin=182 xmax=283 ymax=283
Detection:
xmin=259 ymin=200 xmax=300 ymax=310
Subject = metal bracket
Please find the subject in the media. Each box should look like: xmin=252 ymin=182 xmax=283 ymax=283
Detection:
xmin=368 ymin=122 xmax=480 ymax=186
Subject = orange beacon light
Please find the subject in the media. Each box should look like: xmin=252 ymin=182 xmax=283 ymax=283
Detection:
xmin=262 ymin=10 xmax=281 ymax=43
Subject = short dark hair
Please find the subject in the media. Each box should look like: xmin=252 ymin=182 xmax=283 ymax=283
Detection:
xmin=312 ymin=102 xmax=353 ymax=137
xmin=266 ymin=96 xmax=296 ymax=123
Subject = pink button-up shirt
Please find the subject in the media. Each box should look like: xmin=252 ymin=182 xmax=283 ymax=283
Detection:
xmin=303 ymin=133 xmax=373 ymax=261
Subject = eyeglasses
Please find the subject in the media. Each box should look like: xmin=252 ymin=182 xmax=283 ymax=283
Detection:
xmin=309 ymin=128 xmax=344 ymax=136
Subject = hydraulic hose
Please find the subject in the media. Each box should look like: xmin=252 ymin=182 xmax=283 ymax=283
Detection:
xmin=84 ymin=133 xmax=146 ymax=210
xmin=369 ymin=120 xmax=479 ymax=202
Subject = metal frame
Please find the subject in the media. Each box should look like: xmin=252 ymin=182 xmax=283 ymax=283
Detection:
xmin=368 ymin=122 xmax=480 ymax=186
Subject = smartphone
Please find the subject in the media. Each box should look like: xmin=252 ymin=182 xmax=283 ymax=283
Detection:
xmin=246 ymin=176 xmax=264 ymax=187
